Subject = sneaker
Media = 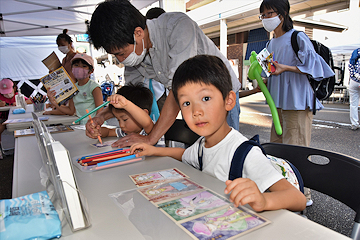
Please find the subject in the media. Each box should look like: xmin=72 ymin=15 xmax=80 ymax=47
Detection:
xmin=306 ymin=199 xmax=313 ymax=207
xmin=351 ymin=125 xmax=360 ymax=130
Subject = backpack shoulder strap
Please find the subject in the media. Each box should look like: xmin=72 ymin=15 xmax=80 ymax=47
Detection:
xmin=291 ymin=30 xmax=301 ymax=63
xmin=197 ymin=137 xmax=205 ymax=171
xmin=228 ymin=135 xmax=266 ymax=180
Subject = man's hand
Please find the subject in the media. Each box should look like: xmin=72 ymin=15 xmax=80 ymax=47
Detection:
xmin=85 ymin=116 xmax=104 ymax=139
xmin=111 ymin=133 xmax=155 ymax=148
xmin=225 ymin=178 xmax=266 ymax=212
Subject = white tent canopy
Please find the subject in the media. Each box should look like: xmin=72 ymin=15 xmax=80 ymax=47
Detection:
xmin=0 ymin=0 xmax=158 ymax=37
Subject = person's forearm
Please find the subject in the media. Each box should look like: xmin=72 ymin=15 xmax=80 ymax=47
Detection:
xmin=147 ymin=90 xmax=180 ymax=145
xmin=125 ymin=101 xmax=153 ymax=133
xmin=263 ymin=187 xmax=306 ymax=212
xmin=100 ymin=127 xmax=109 ymax=137
xmin=153 ymin=147 xmax=185 ymax=161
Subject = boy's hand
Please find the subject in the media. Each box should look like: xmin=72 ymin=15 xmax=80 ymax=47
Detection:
xmin=130 ymin=142 xmax=157 ymax=157
xmin=85 ymin=116 xmax=103 ymax=139
xmin=108 ymin=94 xmax=128 ymax=109
xmin=225 ymin=178 xmax=266 ymax=212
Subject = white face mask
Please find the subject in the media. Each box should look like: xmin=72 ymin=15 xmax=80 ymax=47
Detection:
xmin=120 ymin=35 xmax=146 ymax=67
xmin=58 ymin=46 xmax=70 ymax=54
xmin=262 ymin=15 xmax=281 ymax=32
xmin=4 ymin=91 xmax=14 ymax=99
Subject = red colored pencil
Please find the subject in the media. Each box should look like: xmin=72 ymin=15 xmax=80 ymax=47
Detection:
xmin=80 ymin=152 xmax=131 ymax=164
xmin=79 ymin=150 xmax=129 ymax=163
xmin=80 ymin=153 xmax=132 ymax=166
xmin=77 ymin=148 xmax=128 ymax=161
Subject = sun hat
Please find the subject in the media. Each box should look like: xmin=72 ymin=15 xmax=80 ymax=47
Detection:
xmin=71 ymin=53 xmax=94 ymax=68
xmin=0 ymin=78 xmax=14 ymax=95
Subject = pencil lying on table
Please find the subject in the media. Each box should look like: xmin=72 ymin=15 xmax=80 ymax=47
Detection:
xmin=79 ymin=152 xmax=131 ymax=164
xmin=97 ymin=154 xmax=137 ymax=167
xmin=79 ymin=150 xmax=128 ymax=163
xmin=77 ymin=148 xmax=127 ymax=161
xmin=86 ymin=109 xmax=102 ymax=144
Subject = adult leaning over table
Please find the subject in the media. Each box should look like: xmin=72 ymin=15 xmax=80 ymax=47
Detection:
xmin=86 ymin=0 xmax=241 ymax=148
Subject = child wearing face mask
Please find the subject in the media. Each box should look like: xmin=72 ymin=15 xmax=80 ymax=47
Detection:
xmin=57 ymin=29 xmax=77 ymax=82
xmin=0 ymin=78 xmax=32 ymax=145
xmin=44 ymin=53 xmax=104 ymax=125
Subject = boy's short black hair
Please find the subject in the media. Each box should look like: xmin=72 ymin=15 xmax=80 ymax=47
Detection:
xmin=260 ymin=0 xmax=293 ymax=32
xmin=146 ymin=7 xmax=165 ymax=20
xmin=89 ymin=0 xmax=147 ymax=52
xmin=109 ymin=82 xmax=153 ymax=114
xmin=172 ymin=55 xmax=232 ymax=105
xmin=71 ymin=59 xmax=94 ymax=72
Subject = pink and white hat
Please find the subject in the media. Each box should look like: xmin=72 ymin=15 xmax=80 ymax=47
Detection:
xmin=0 ymin=78 xmax=14 ymax=95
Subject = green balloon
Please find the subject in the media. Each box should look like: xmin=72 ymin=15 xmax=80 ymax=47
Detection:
xmin=248 ymin=51 xmax=282 ymax=135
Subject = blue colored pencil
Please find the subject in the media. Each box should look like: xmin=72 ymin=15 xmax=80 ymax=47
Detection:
xmin=97 ymin=154 xmax=137 ymax=167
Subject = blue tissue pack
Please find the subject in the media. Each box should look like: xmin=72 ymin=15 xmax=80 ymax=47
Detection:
xmin=0 ymin=191 xmax=61 ymax=240
xmin=12 ymin=108 xmax=26 ymax=114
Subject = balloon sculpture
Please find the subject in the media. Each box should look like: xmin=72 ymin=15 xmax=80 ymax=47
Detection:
xmin=247 ymin=51 xmax=282 ymax=135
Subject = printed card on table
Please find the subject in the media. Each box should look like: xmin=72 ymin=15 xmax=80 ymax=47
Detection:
xmin=130 ymin=168 xmax=189 ymax=187
xmin=256 ymin=48 xmax=275 ymax=77
xmin=179 ymin=205 xmax=270 ymax=240
xmin=138 ymin=179 xmax=204 ymax=203
xmin=91 ymin=140 xmax=117 ymax=148
xmin=157 ymin=190 xmax=229 ymax=223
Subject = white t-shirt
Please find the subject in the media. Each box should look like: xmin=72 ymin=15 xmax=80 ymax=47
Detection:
xmin=182 ymin=128 xmax=283 ymax=193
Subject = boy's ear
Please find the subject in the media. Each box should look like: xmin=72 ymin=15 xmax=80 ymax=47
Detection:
xmin=225 ymin=91 xmax=236 ymax=112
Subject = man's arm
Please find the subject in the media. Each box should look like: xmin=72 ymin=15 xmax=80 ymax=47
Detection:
xmin=111 ymin=90 xmax=180 ymax=147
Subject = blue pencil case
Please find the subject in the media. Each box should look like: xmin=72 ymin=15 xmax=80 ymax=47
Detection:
xmin=12 ymin=108 xmax=26 ymax=114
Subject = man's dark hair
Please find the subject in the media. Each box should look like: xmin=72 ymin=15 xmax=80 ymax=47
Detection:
xmin=109 ymin=82 xmax=153 ymax=114
xmin=146 ymin=7 xmax=165 ymax=20
xmin=172 ymin=55 xmax=232 ymax=105
xmin=89 ymin=0 xmax=146 ymax=52
xmin=260 ymin=0 xmax=293 ymax=32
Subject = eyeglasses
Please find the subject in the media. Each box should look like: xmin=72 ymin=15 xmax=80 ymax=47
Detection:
xmin=259 ymin=11 xmax=277 ymax=20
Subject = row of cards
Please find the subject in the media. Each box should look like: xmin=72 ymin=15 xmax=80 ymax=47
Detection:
xmin=128 ymin=168 xmax=270 ymax=240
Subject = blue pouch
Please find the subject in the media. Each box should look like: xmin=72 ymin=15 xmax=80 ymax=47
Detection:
xmin=0 ymin=191 xmax=62 ymax=240
xmin=12 ymin=108 xmax=26 ymax=114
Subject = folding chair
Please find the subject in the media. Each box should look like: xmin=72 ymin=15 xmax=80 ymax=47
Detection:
xmin=164 ymin=119 xmax=200 ymax=147
xmin=262 ymin=142 xmax=360 ymax=240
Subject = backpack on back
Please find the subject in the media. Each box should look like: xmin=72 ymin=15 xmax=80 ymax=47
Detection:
xmin=291 ymin=31 xmax=336 ymax=115
xmin=197 ymin=135 xmax=304 ymax=193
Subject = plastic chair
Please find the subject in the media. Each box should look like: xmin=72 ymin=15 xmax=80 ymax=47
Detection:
xmin=164 ymin=119 xmax=200 ymax=147
xmin=262 ymin=142 xmax=360 ymax=240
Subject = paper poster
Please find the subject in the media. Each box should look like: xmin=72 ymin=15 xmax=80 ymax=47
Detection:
xmin=40 ymin=66 xmax=78 ymax=105
xmin=130 ymin=168 xmax=188 ymax=187
xmin=180 ymin=206 xmax=270 ymax=240
xmin=138 ymin=179 xmax=204 ymax=203
xmin=158 ymin=190 xmax=229 ymax=222
xmin=42 ymin=51 xmax=62 ymax=72
xmin=256 ymin=48 xmax=275 ymax=77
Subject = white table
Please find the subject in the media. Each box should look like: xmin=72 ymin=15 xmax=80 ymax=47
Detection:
xmin=6 ymin=104 xmax=78 ymax=131
xmin=13 ymin=130 xmax=351 ymax=240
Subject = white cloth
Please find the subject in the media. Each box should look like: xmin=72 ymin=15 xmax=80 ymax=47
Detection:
xmin=182 ymin=128 xmax=283 ymax=193
xmin=349 ymin=79 xmax=360 ymax=126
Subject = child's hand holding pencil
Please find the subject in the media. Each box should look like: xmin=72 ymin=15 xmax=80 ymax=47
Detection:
xmin=86 ymin=109 xmax=103 ymax=144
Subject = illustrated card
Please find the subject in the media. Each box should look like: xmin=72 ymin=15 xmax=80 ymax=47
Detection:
xmin=91 ymin=140 xmax=117 ymax=148
xmin=3 ymin=117 xmax=49 ymax=124
xmin=130 ymin=168 xmax=189 ymax=187
xmin=138 ymin=179 xmax=204 ymax=203
xmin=256 ymin=48 xmax=275 ymax=77
xmin=158 ymin=190 xmax=229 ymax=222
xmin=180 ymin=205 xmax=270 ymax=240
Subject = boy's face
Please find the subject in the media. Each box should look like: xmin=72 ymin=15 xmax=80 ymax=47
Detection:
xmin=112 ymin=109 xmax=143 ymax=135
xmin=176 ymin=82 xmax=235 ymax=144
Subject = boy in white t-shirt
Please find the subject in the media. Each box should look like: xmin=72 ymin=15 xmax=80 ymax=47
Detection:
xmin=130 ymin=55 xmax=306 ymax=212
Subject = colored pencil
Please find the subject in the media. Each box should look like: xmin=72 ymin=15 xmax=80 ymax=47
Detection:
xmin=86 ymin=109 xmax=103 ymax=144
xmin=79 ymin=150 xmax=128 ymax=162
xmin=77 ymin=148 xmax=127 ymax=161
xmin=95 ymin=158 xmax=143 ymax=170
xmin=97 ymin=154 xmax=137 ymax=167
xmin=72 ymin=101 xmax=110 ymax=124
xmin=80 ymin=152 xmax=131 ymax=164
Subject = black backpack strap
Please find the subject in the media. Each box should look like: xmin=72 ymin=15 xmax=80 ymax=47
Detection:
xmin=197 ymin=137 xmax=205 ymax=171
xmin=228 ymin=135 xmax=266 ymax=180
xmin=291 ymin=30 xmax=302 ymax=63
